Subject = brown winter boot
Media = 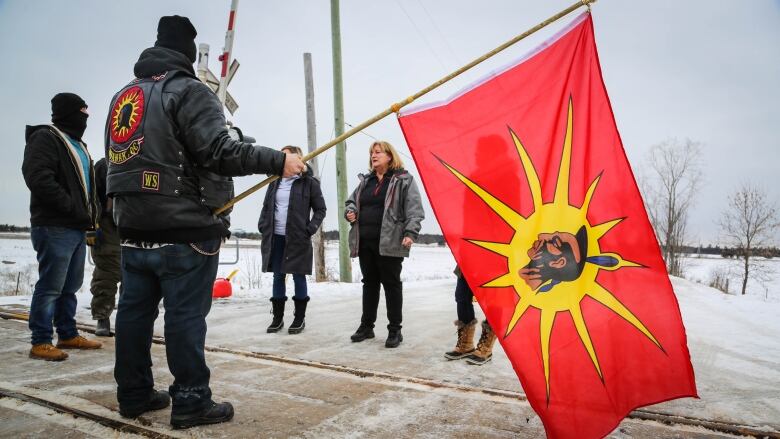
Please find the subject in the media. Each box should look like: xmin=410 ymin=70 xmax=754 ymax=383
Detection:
xmin=29 ymin=343 xmax=69 ymax=361
xmin=56 ymin=335 xmax=102 ymax=350
xmin=466 ymin=320 xmax=497 ymax=365
xmin=444 ymin=319 xmax=477 ymax=360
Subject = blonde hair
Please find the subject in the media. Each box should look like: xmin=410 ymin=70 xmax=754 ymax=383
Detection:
xmin=368 ymin=141 xmax=404 ymax=171
xmin=281 ymin=145 xmax=303 ymax=156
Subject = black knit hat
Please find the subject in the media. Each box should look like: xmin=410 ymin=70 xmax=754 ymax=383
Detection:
xmin=51 ymin=93 xmax=87 ymax=121
xmin=155 ymin=15 xmax=197 ymax=63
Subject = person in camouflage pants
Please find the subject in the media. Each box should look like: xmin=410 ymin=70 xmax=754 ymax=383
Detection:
xmin=90 ymin=158 xmax=121 ymax=336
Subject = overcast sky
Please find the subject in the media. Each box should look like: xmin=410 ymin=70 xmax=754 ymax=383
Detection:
xmin=1 ymin=1 xmax=778 ymax=245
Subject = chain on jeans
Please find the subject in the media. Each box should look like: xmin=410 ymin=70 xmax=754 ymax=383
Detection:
xmin=189 ymin=241 xmax=222 ymax=256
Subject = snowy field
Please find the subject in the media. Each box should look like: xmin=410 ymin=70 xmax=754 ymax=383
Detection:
xmin=683 ymin=254 xmax=780 ymax=302
xmin=0 ymin=234 xmax=779 ymax=433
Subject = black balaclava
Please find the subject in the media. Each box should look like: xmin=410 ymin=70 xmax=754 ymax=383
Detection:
xmin=51 ymin=92 xmax=88 ymax=140
xmin=155 ymin=15 xmax=198 ymax=63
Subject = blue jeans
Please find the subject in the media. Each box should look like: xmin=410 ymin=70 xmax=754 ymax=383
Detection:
xmin=114 ymin=239 xmax=220 ymax=415
xmin=455 ymin=275 xmax=475 ymax=323
xmin=271 ymin=234 xmax=308 ymax=300
xmin=29 ymin=226 xmax=85 ymax=345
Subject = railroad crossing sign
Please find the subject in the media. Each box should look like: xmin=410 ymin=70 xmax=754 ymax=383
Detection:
xmin=197 ymin=44 xmax=240 ymax=115
xmin=196 ymin=0 xmax=241 ymax=115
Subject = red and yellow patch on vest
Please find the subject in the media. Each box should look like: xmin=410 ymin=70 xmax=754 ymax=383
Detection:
xmin=110 ymin=86 xmax=145 ymax=144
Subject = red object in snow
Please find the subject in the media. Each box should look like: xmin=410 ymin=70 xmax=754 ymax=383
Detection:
xmin=212 ymin=278 xmax=232 ymax=298
xmin=212 ymin=269 xmax=239 ymax=298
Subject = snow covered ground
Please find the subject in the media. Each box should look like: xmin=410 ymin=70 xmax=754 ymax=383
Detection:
xmin=0 ymin=234 xmax=779 ymax=434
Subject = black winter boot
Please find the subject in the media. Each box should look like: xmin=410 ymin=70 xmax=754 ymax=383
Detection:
xmin=267 ymin=298 xmax=286 ymax=333
xmin=119 ymin=389 xmax=171 ymax=418
xmin=350 ymin=323 xmax=375 ymax=342
xmin=385 ymin=329 xmax=403 ymax=348
xmin=288 ymin=297 xmax=309 ymax=334
xmin=170 ymin=401 xmax=234 ymax=429
xmin=95 ymin=318 xmax=112 ymax=337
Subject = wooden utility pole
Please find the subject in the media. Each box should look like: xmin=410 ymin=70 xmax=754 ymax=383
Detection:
xmin=304 ymin=53 xmax=327 ymax=282
xmin=331 ymin=0 xmax=351 ymax=282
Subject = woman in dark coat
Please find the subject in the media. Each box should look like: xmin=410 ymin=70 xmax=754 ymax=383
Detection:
xmin=258 ymin=146 xmax=326 ymax=334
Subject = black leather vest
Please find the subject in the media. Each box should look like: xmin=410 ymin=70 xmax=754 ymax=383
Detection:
xmin=105 ymin=71 xmax=234 ymax=232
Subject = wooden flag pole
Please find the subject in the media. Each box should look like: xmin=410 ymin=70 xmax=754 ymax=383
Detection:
xmin=214 ymin=0 xmax=596 ymax=215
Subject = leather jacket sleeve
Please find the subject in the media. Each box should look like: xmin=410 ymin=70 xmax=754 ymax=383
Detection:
xmin=172 ymin=80 xmax=286 ymax=177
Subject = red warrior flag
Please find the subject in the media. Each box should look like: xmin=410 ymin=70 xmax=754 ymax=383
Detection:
xmin=398 ymin=13 xmax=697 ymax=439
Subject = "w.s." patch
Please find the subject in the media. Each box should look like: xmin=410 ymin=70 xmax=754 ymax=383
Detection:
xmin=141 ymin=171 xmax=160 ymax=191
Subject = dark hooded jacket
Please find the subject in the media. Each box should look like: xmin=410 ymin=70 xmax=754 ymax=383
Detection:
xmin=258 ymin=166 xmax=326 ymax=274
xmin=106 ymin=46 xmax=286 ymax=243
xmin=22 ymin=125 xmax=98 ymax=230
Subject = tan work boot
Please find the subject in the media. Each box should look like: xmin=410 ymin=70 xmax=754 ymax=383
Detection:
xmin=29 ymin=343 xmax=69 ymax=361
xmin=56 ymin=335 xmax=102 ymax=350
xmin=466 ymin=320 xmax=497 ymax=365
xmin=444 ymin=319 xmax=477 ymax=360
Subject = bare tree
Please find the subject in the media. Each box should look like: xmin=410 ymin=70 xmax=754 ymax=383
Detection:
xmin=241 ymin=255 xmax=264 ymax=290
xmin=640 ymin=138 xmax=703 ymax=277
xmin=719 ymin=184 xmax=779 ymax=295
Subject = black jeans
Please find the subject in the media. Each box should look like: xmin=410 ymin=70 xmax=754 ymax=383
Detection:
xmin=358 ymin=242 xmax=403 ymax=331
xmin=454 ymin=275 xmax=475 ymax=323
xmin=114 ymin=239 xmax=220 ymax=415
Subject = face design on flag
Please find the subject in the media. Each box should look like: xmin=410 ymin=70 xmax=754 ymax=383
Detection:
xmin=520 ymin=227 xmax=587 ymax=291
xmin=439 ymin=97 xmax=663 ymax=401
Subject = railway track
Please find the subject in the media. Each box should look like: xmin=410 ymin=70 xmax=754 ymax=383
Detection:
xmin=1 ymin=308 xmax=778 ymax=439
xmin=0 ymin=385 xmax=178 ymax=439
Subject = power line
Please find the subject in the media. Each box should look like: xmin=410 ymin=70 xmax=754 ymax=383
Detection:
xmin=394 ymin=0 xmax=450 ymax=75
xmin=414 ymin=0 xmax=463 ymax=67
xmin=316 ymin=126 xmax=336 ymax=181
xmin=344 ymin=121 xmax=414 ymax=163
xmin=344 ymin=122 xmax=377 ymax=140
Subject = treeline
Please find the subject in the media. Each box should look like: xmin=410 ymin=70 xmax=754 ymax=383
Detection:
xmin=0 ymin=224 xmax=30 ymax=232
xmin=2 ymin=225 xmax=774 ymax=256
xmin=321 ymin=230 xmax=446 ymax=245
xmin=233 ymin=229 xmax=447 ymax=245
xmin=0 ymin=226 xmax=448 ymax=244
xmin=674 ymin=244 xmax=779 ymax=259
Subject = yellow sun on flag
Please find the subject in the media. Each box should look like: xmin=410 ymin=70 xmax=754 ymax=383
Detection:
xmin=439 ymin=97 xmax=664 ymax=401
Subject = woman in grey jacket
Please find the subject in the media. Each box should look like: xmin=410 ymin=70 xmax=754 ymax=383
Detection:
xmin=259 ymin=146 xmax=326 ymax=334
xmin=344 ymin=141 xmax=425 ymax=348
